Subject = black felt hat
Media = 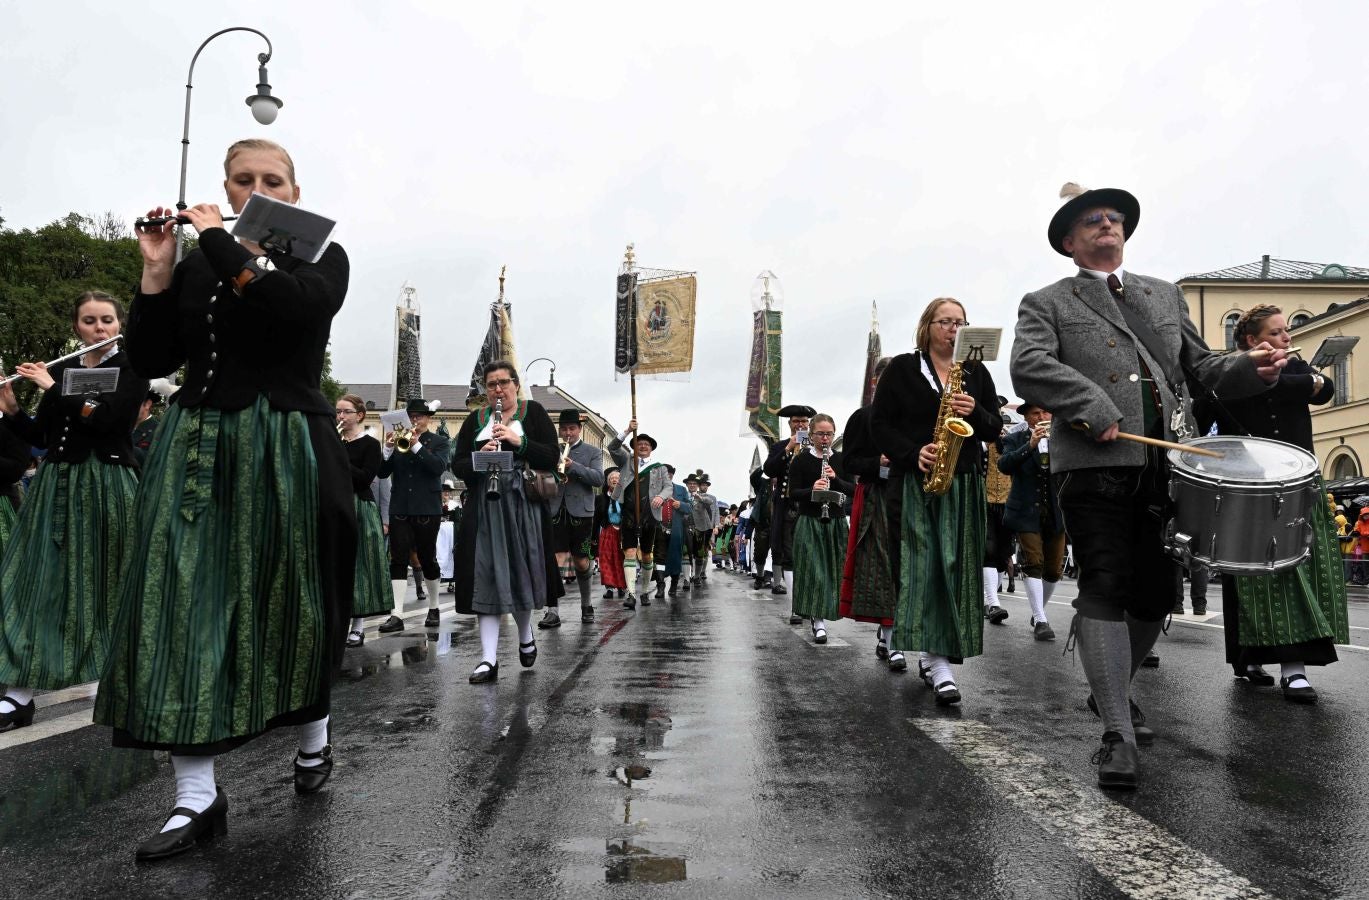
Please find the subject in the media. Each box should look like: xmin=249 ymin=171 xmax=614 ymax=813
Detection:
xmin=405 ymin=398 xmax=440 ymax=415
xmin=1017 ymin=398 xmax=1044 ymax=415
xmin=1048 ymin=182 xmax=1140 ymax=257
xmin=633 ymin=433 xmax=658 ymax=451
xmin=558 ymin=408 xmax=583 ymax=426
xmin=778 ymin=404 xmax=816 ymax=418
xmin=684 ymin=471 xmax=701 ymax=485
xmin=605 ymin=466 xmax=621 ymax=479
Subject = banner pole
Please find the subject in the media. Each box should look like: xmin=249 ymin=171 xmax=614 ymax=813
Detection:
xmin=631 ymin=370 xmax=641 ymax=530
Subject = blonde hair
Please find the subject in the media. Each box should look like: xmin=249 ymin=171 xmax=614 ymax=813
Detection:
xmin=915 ymin=298 xmax=966 ymax=353
xmin=223 ymin=138 xmax=296 ymax=184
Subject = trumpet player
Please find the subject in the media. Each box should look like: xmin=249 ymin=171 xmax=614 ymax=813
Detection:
xmin=541 ymin=409 xmax=604 ymax=627
xmin=871 ymin=298 xmax=1001 ymax=706
xmin=377 ymin=398 xmax=450 ymax=632
xmin=762 ymin=404 xmax=816 ymax=612
xmin=996 ymin=402 xmax=1063 ymax=642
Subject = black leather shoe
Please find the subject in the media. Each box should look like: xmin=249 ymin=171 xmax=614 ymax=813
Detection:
xmin=538 ymin=609 xmax=562 ymax=629
xmin=1236 ymin=665 xmax=1276 ymax=686
xmin=1280 ymin=675 xmax=1318 ymax=704
xmin=581 ymin=606 xmax=594 ymax=624
xmin=1172 ymin=600 xmax=1185 ymax=615
xmin=603 ymin=588 xmax=615 ymax=599
xmin=752 ymin=577 xmax=765 ymax=590
xmin=1192 ymin=602 xmax=1207 ymax=616
xmin=668 ymin=576 xmax=679 ymax=597
xmin=772 ymin=584 xmax=787 ymax=595
xmin=345 ymin=630 xmax=364 ymax=648
xmin=135 ymin=789 xmax=228 ymax=861
xmin=1086 ymin=695 xmax=1155 ymax=745
xmin=1142 ymin=652 xmax=1159 ymax=668
xmin=294 ymin=746 xmax=333 ymax=794
xmin=1092 ymin=731 xmax=1139 ymax=790
xmin=888 ymin=651 xmax=908 ymax=672
xmin=469 ymin=661 xmax=498 ymax=684
xmin=424 ymin=608 xmax=440 ymax=628
xmin=788 ymin=614 xmax=803 ymax=625
xmin=624 ymin=594 xmax=637 ymax=609
xmin=811 ymin=623 xmax=828 ymax=645
xmin=377 ymin=615 xmax=405 ymax=634
xmin=933 ymin=680 xmax=962 ymax=706
xmin=918 ymin=660 xmax=933 ymax=688
xmin=1032 ymin=619 xmax=1056 ymax=642
xmin=519 ymin=639 xmax=537 ymax=668
xmin=0 ymin=697 xmax=36 ymax=732
xmin=984 ymin=605 xmax=1009 ymax=624
xmin=875 ymin=634 xmax=889 ymax=660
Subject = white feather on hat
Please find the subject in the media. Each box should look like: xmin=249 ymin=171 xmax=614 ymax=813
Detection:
xmin=149 ymin=377 xmax=177 ymax=401
xmin=1059 ymin=182 xmax=1085 ymax=200
xmin=428 ymin=399 xmax=442 ymax=413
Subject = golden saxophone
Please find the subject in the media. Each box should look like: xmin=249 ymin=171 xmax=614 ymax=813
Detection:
xmin=923 ymin=360 xmax=973 ymax=496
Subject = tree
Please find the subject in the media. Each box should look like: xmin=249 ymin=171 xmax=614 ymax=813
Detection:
xmin=321 ymin=348 xmax=345 ymax=405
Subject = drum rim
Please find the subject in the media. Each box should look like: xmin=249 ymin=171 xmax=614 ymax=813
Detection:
xmin=1167 ymin=434 xmax=1317 ymax=482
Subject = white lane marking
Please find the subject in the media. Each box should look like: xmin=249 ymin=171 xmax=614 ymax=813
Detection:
xmin=0 ymin=710 xmax=94 ymax=751
xmin=35 ymin=682 xmax=98 ymax=709
xmin=910 ymin=716 xmax=1274 ymax=900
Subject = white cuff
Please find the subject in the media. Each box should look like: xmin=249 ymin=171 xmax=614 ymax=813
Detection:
xmin=410 ymin=439 xmax=422 ymax=453
xmin=382 ymin=445 xmax=394 ymax=460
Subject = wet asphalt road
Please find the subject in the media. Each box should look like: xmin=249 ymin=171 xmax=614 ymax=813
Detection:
xmin=2 ymin=572 xmax=1369 ymax=899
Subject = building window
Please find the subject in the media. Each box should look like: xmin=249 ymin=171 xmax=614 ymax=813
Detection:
xmin=1330 ymin=452 xmax=1360 ymax=480
xmin=1223 ymin=312 xmax=1241 ymax=350
xmin=1332 ymin=353 xmax=1351 ymax=406
xmin=1289 ymin=312 xmax=1311 ymax=329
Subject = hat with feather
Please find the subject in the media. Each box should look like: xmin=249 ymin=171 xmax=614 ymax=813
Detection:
xmin=1048 ymin=182 xmax=1140 ymax=256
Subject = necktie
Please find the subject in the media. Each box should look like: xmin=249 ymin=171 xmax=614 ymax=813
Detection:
xmin=1106 ymin=273 xmax=1124 ymax=296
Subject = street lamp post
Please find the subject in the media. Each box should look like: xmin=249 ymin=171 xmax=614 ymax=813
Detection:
xmin=525 ymin=357 xmax=558 ymax=387
xmin=175 ymin=26 xmax=283 ymax=263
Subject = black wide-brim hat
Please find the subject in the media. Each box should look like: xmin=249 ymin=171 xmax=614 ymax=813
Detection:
xmin=405 ymin=398 xmax=437 ymax=415
xmin=634 ymin=433 xmax=658 ymax=451
xmin=777 ymin=404 xmax=816 ymax=418
xmin=558 ymin=408 xmax=583 ymax=426
xmin=683 ymin=472 xmax=700 ymax=484
xmin=605 ymin=466 xmax=621 ymax=478
xmin=1017 ymin=398 xmax=1043 ymax=415
xmin=1048 ymin=183 xmax=1140 ymax=256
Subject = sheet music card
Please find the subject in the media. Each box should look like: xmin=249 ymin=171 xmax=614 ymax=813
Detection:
xmin=62 ymin=368 xmax=120 ymax=396
xmin=471 ymin=451 xmax=514 ymax=473
xmin=232 ymin=193 xmax=337 ymax=263
xmin=954 ymin=327 xmax=1003 ymax=363
xmin=379 ymin=410 xmax=412 ymax=433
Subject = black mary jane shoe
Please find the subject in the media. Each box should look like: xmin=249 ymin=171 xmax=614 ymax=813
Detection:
xmin=933 ymin=680 xmax=962 ymax=706
xmin=811 ymin=623 xmax=828 ymax=645
xmin=345 ymin=630 xmax=364 ymax=649
xmin=1236 ymin=665 xmax=1276 ymax=686
xmin=469 ymin=661 xmax=499 ymax=684
xmin=888 ymin=651 xmax=908 ymax=672
xmin=294 ymin=746 xmax=334 ymax=794
xmin=875 ymin=634 xmax=889 ymax=661
xmin=135 ymin=789 xmax=229 ymax=862
xmin=1280 ymin=675 xmax=1318 ymax=704
xmin=0 ymin=697 xmax=36 ymax=732
xmin=519 ymin=639 xmax=538 ymax=668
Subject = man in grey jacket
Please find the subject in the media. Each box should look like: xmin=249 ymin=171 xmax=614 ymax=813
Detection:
xmin=541 ymin=409 xmax=606 ymax=627
xmin=1011 ymin=183 xmax=1286 ymax=791
xmin=608 ymin=418 xmax=674 ymax=608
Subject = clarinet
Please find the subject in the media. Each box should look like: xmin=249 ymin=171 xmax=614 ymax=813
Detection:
xmin=485 ymin=397 xmax=504 ymax=502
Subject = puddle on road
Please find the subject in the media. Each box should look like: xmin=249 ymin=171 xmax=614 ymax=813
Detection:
xmin=0 ymin=747 xmax=158 ymax=843
xmin=605 ymin=838 xmax=688 ymax=884
xmin=341 ymin=638 xmax=442 ymax=681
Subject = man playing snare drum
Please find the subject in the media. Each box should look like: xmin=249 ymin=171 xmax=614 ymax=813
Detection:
xmin=1010 ymin=182 xmax=1286 ymax=791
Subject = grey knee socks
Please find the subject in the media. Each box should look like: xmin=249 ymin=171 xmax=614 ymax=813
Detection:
xmin=1125 ymin=615 xmax=1164 ymax=678
xmin=1075 ymin=615 xmax=1136 ymax=746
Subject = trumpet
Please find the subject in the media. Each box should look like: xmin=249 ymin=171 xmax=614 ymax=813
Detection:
xmin=486 ymin=397 xmax=504 ymax=501
xmin=0 ymin=336 xmax=122 ymax=387
xmin=556 ymin=440 xmax=571 ymax=481
xmin=392 ymin=425 xmax=414 ymax=453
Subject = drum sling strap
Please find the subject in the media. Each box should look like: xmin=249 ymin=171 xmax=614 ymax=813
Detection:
xmin=1108 ymin=285 xmax=1180 ymax=438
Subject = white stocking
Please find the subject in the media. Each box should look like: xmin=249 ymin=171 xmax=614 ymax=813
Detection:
xmin=1025 ymin=577 xmax=1046 ymax=622
xmin=478 ymin=613 xmax=501 ymax=664
xmin=982 ymin=566 xmax=1000 ymax=609
xmin=164 ymin=754 xmax=217 ymax=831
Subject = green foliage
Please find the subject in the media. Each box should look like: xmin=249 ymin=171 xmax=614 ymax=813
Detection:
xmin=0 ymin=212 xmax=143 ymax=408
xmin=320 ymin=348 xmax=344 ymax=405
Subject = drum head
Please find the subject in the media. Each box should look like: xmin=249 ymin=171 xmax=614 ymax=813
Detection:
xmin=1168 ymin=436 xmax=1316 ymax=483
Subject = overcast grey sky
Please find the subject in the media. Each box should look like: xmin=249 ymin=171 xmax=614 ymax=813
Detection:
xmin=4 ymin=1 xmax=1366 ymax=502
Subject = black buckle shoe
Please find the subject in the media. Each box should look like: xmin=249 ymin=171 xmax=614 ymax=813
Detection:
xmin=1236 ymin=665 xmax=1276 ymax=686
xmin=424 ymin=608 xmax=440 ymax=628
xmin=1092 ymin=731 xmax=1139 ymax=790
xmin=1280 ymin=675 xmax=1318 ymax=704
xmin=519 ymin=640 xmax=538 ymax=668
xmin=538 ymin=609 xmax=562 ymax=629
xmin=811 ymin=622 xmax=828 ymax=645
xmin=345 ymin=630 xmax=364 ymax=648
xmin=469 ymin=661 xmax=499 ymax=684
xmin=933 ymin=680 xmax=962 ymax=706
xmin=135 ymin=789 xmax=229 ymax=861
xmin=294 ymin=746 xmax=334 ymax=794
xmin=377 ymin=615 xmax=405 ymax=634
xmin=888 ymin=651 xmax=908 ymax=672
xmin=0 ymin=697 xmax=36 ymax=732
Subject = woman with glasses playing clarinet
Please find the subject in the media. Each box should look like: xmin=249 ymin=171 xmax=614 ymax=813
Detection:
xmin=788 ymin=414 xmax=854 ymax=645
xmin=337 ymin=393 xmax=389 ymax=647
xmin=872 ymin=299 xmax=1001 ymax=705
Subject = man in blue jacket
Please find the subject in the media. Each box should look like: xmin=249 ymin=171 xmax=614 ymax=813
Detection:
xmin=997 ymin=401 xmax=1063 ymax=642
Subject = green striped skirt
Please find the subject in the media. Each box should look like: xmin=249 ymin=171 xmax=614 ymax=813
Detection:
xmin=353 ymin=496 xmax=390 ymax=617
xmin=1235 ymin=480 xmax=1350 ymax=648
xmin=895 ymin=471 xmax=986 ymax=659
xmin=95 ymin=398 xmax=328 ymax=750
xmin=0 ymin=497 xmax=16 ymax=559
xmin=0 ymin=459 xmax=137 ymax=689
xmin=792 ymin=514 xmax=848 ymax=620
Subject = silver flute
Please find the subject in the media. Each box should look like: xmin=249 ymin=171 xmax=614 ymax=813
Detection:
xmin=0 ymin=336 xmax=122 ymax=387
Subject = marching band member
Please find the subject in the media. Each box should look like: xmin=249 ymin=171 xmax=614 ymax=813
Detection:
xmin=449 ymin=361 xmax=562 ymax=683
xmin=96 ymin=138 xmax=356 ymax=858
xmin=1201 ymin=304 xmax=1347 ymax=703
xmin=982 ymin=404 xmax=1015 ymax=624
xmin=595 ymin=467 xmax=628 ymax=600
xmin=542 ymin=409 xmax=604 ymax=627
xmin=0 ymin=292 xmax=147 ymax=732
xmin=748 ymin=465 xmax=775 ymax=589
xmin=607 ymin=419 xmax=672 ymax=608
xmin=839 ymin=357 xmax=902 ymax=668
xmin=0 ymin=417 xmax=31 ymax=558
xmin=763 ymin=404 xmax=816 ymax=615
xmin=1011 ymin=182 xmax=1283 ymax=789
xmin=337 ymin=393 xmax=389 ymax=647
xmin=378 ymin=397 xmax=449 ymax=632
xmin=652 ymin=465 xmax=691 ymax=598
xmin=688 ymin=472 xmax=720 ymax=585
xmin=872 ymin=298 xmax=1001 ymax=706
xmin=786 ymin=414 xmax=853 ymax=644
xmin=997 ymin=401 xmax=1063 ymax=641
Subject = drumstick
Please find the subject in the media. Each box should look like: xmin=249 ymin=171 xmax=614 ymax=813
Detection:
xmin=1115 ymin=431 xmax=1224 ymax=458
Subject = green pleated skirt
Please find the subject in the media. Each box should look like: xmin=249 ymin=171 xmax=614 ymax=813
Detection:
xmin=353 ymin=496 xmax=390 ymax=617
xmin=95 ymin=398 xmax=328 ymax=750
xmin=0 ymin=459 xmax=137 ymax=689
xmin=792 ymin=514 xmax=848 ymax=620
xmin=895 ymin=472 xmax=986 ymax=659
xmin=0 ymin=498 xmax=17 ymax=560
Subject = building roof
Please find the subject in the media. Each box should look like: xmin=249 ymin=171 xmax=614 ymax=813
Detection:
xmin=1294 ymin=296 xmax=1369 ymax=329
xmin=342 ymin=383 xmax=468 ymax=411
xmin=1181 ymin=255 xmax=1369 ymax=282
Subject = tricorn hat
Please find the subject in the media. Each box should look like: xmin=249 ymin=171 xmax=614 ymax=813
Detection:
xmin=405 ymin=397 xmax=440 ymax=415
xmin=1048 ymin=182 xmax=1140 ymax=257
xmin=778 ymin=404 xmax=816 ymax=418
xmin=558 ymin=408 xmax=583 ymax=426
xmin=633 ymin=433 xmax=658 ymax=451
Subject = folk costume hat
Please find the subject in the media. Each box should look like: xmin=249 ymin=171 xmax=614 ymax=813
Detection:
xmin=605 ymin=466 xmax=621 ymax=478
xmin=558 ymin=408 xmax=583 ymax=426
xmin=405 ymin=398 xmax=441 ymax=415
xmin=778 ymin=404 xmax=816 ymax=418
xmin=633 ymin=433 xmax=659 ymax=451
xmin=1017 ymin=398 xmax=1044 ymax=415
xmin=684 ymin=471 xmax=701 ymax=485
xmin=1049 ymin=182 xmax=1140 ymax=256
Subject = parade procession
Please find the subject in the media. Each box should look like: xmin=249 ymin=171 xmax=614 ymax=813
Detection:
xmin=5 ymin=6 xmax=1369 ymax=898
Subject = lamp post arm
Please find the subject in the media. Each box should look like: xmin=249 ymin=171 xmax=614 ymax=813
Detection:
xmin=175 ymin=26 xmax=274 ymax=263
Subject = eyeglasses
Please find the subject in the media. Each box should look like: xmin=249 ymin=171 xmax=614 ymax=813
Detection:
xmin=811 ymin=431 xmax=836 ymax=438
xmin=335 ymin=409 xmax=359 ymax=416
xmin=485 ymin=378 xmax=516 ymax=389
xmin=932 ymin=319 xmax=969 ymax=330
xmin=1075 ymin=211 xmax=1125 ymax=228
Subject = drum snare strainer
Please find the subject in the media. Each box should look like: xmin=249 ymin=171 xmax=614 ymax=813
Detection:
xmin=1166 ymin=435 xmax=1318 ymax=574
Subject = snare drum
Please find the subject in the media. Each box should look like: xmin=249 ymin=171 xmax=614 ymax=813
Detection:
xmin=1165 ymin=435 xmax=1318 ymax=574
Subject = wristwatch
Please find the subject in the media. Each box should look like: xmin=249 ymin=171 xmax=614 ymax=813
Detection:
xmin=232 ymin=255 xmax=275 ymax=294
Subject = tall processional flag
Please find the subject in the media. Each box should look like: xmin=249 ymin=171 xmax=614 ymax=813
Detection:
xmin=467 ymin=266 xmax=520 ymax=406
xmin=743 ymin=270 xmax=783 ymax=443
xmin=614 ymin=272 xmax=639 ymax=374
xmin=860 ymin=300 xmax=882 ymax=407
xmin=615 ymin=244 xmax=698 ymax=379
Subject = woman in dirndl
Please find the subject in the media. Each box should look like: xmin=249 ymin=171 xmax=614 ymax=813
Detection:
xmin=596 ymin=467 xmax=628 ymax=599
xmin=337 ymin=393 xmax=390 ymax=647
xmin=839 ymin=357 xmax=903 ymax=668
xmin=788 ymin=414 xmax=854 ymax=645
xmin=0 ymin=424 xmax=30 ymax=558
xmin=871 ymin=298 xmax=1001 ymax=705
xmin=94 ymin=139 xmax=357 ymax=860
xmin=449 ymin=360 xmax=563 ymax=684
xmin=0 ymin=292 xmax=147 ymax=732
xmin=1201 ymin=304 xmax=1348 ymax=704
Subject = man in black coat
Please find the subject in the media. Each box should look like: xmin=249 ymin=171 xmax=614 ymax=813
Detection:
xmin=762 ymin=404 xmax=814 ymax=617
xmin=997 ymin=401 xmax=1064 ymax=642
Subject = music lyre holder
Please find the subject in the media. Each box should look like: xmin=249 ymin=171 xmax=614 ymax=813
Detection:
xmin=1309 ymin=335 xmax=1359 ymax=371
xmin=811 ymin=489 xmax=846 ymax=522
xmin=62 ymin=368 xmax=120 ymax=397
xmin=471 ymin=451 xmax=514 ymax=473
